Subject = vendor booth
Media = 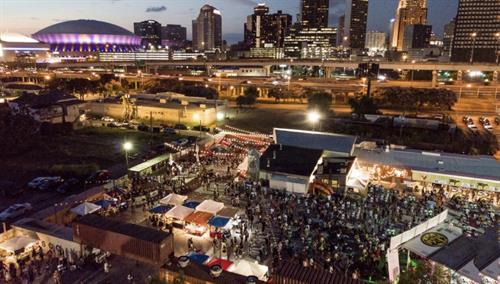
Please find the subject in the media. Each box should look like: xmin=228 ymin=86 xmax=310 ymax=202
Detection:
xmin=150 ymin=204 xmax=175 ymax=215
xmin=195 ymin=200 xmax=224 ymax=215
xmin=70 ymin=202 xmax=101 ymax=216
xmin=208 ymin=216 xmax=231 ymax=238
xmin=184 ymin=211 xmax=213 ymax=236
xmin=183 ymin=200 xmax=201 ymax=209
xmin=0 ymin=236 xmax=38 ymax=255
xmin=228 ymin=259 xmax=269 ymax=281
xmin=160 ymin=193 xmax=188 ymax=206
xmin=165 ymin=205 xmax=194 ymax=228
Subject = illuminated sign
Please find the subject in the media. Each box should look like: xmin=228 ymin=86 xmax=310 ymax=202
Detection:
xmin=420 ymin=232 xmax=448 ymax=247
xmin=0 ymin=43 xmax=3 ymax=57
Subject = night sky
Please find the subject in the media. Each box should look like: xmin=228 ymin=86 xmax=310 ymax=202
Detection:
xmin=0 ymin=0 xmax=458 ymax=43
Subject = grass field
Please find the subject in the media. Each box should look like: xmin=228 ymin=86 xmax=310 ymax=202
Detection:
xmin=0 ymin=127 xmax=180 ymax=185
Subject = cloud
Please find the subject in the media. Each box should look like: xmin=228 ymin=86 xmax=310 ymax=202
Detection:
xmin=146 ymin=5 xmax=167 ymax=13
xmin=232 ymin=0 xmax=257 ymax=6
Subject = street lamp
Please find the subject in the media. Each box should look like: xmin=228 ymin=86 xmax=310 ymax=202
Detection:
xmin=470 ymin=32 xmax=477 ymax=64
xmin=307 ymin=111 xmax=321 ymax=131
xmin=216 ymin=112 xmax=224 ymax=122
xmin=123 ymin=141 xmax=133 ymax=169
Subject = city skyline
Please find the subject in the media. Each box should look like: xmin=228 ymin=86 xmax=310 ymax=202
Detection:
xmin=1 ymin=0 xmax=458 ymax=43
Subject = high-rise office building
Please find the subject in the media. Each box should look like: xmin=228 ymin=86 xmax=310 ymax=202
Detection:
xmin=284 ymin=27 xmax=337 ymax=59
xmin=134 ymin=20 xmax=162 ymax=48
xmin=451 ymin=0 xmax=500 ymax=63
xmin=337 ymin=14 xmax=346 ymax=46
xmin=365 ymin=31 xmax=387 ymax=51
xmin=442 ymin=18 xmax=455 ymax=57
xmin=402 ymin=24 xmax=432 ymax=50
xmin=390 ymin=0 xmax=428 ymax=50
xmin=300 ymin=0 xmax=329 ymax=29
xmin=161 ymin=24 xmax=187 ymax=49
xmin=344 ymin=0 xmax=369 ymax=49
xmin=192 ymin=5 xmax=222 ymax=50
xmin=244 ymin=4 xmax=291 ymax=48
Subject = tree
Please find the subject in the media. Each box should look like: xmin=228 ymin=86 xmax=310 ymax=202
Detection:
xmin=375 ymin=87 xmax=458 ymax=114
xmin=307 ymin=91 xmax=332 ymax=114
xmin=244 ymin=86 xmax=259 ymax=100
xmin=348 ymin=94 xmax=380 ymax=119
xmin=102 ymin=80 xmax=125 ymax=97
xmin=268 ymin=88 xmax=284 ymax=102
xmin=236 ymin=95 xmax=247 ymax=108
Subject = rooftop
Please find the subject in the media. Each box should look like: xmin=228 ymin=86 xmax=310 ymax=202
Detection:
xmin=273 ymin=128 xmax=357 ymax=156
xmin=260 ymin=144 xmax=323 ymax=177
xmin=75 ymin=214 xmax=170 ymax=244
xmin=353 ymin=147 xmax=500 ymax=182
xmin=274 ymin=261 xmax=362 ymax=284
xmin=11 ymin=91 xmax=82 ymax=109
xmin=34 ymin=19 xmax=135 ymax=36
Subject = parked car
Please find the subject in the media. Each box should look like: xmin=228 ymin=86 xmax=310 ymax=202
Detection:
xmin=174 ymin=124 xmax=188 ymax=130
xmin=56 ymin=178 xmax=80 ymax=194
xmin=86 ymin=170 xmax=111 ymax=185
xmin=0 ymin=203 xmax=32 ymax=222
xmin=192 ymin=125 xmax=210 ymax=132
xmin=163 ymin=128 xmax=177 ymax=135
xmin=28 ymin=177 xmax=63 ymax=190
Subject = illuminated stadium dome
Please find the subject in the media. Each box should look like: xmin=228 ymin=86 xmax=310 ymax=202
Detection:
xmin=32 ymin=19 xmax=141 ymax=53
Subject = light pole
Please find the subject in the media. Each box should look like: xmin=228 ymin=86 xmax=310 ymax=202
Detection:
xmin=495 ymin=32 xmax=500 ymax=65
xmin=307 ymin=110 xmax=321 ymax=131
xmin=470 ymin=32 xmax=477 ymax=64
xmin=123 ymin=141 xmax=133 ymax=170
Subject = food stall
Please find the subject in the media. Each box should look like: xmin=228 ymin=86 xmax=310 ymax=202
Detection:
xmin=208 ymin=216 xmax=231 ymax=238
xmin=70 ymin=202 xmax=102 ymax=216
xmin=165 ymin=205 xmax=194 ymax=228
xmin=0 ymin=236 xmax=39 ymax=264
xmin=183 ymin=200 xmax=201 ymax=209
xmin=184 ymin=211 xmax=214 ymax=236
xmin=195 ymin=200 xmax=224 ymax=215
xmin=160 ymin=193 xmax=188 ymax=206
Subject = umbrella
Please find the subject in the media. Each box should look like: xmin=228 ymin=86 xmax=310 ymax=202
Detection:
xmin=183 ymin=200 xmax=201 ymax=209
xmin=149 ymin=204 xmax=174 ymax=214
xmin=188 ymin=252 xmax=209 ymax=265
xmin=206 ymin=258 xmax=234 ymax=271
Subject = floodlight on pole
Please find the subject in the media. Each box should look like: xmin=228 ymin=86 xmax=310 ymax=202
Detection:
xmin=123 ymin=141 xmax=133 ymax=169
xmin=307 ymin=111 xmax=321 ymax=131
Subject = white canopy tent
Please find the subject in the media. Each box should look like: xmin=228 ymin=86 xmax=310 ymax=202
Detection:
xmin=195 ymin=200 xmax=224 ymax=214
xmin=228 ymin=259 xmax=269 ymax=281
xmin=160 ymin=193 xmax=188 ymax=206
xmin=165 ymin=205 xmax=194 ymax=221
xmin=0 ymin=236 xmax=38 ymax=253
xmin=70 ymin=202 xmax=101 ymax=216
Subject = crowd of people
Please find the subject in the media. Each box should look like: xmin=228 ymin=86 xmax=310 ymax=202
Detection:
xmin=219 ymin=181 xmax=497 ymax=280
xmin=1 ymin=243 xmax=79 ymax=284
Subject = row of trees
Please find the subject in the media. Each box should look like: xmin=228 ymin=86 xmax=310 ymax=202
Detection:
xmin=145 ymin=79 xmax=218 ymax=99
xmin=47 ymin=74 xmax=128 ymax=99
xmin=374 ymin=87 xmax=458 ymax=114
